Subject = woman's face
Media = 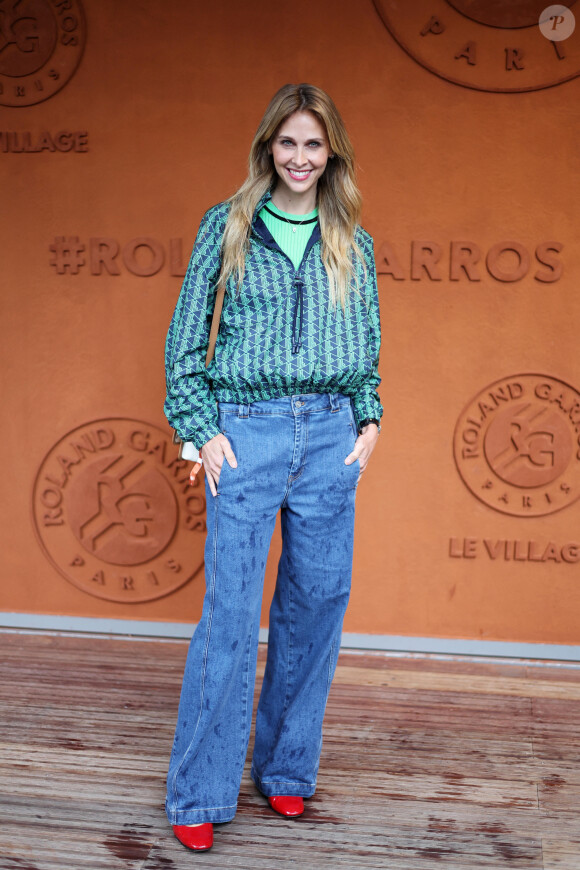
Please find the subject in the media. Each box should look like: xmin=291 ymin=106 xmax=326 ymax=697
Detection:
xmin=269 ymin=110 xmax=331 ymax=205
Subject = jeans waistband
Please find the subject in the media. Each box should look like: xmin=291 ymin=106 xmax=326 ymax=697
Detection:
xmin=218 ymin=392 xmax=351 ymax=417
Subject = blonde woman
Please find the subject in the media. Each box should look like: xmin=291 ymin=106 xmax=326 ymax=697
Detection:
xmin=164 ymin=83 xmax=382 ymax=852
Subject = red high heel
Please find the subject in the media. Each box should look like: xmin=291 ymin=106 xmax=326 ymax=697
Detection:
xmin=268 ymin=795 xmax=304 ymax=817
xmin=172 ymin=823 xmax=214 ymax=851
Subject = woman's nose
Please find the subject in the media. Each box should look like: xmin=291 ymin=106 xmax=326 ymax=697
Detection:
xmin=294 ymin=147 xmax=308 ymax=166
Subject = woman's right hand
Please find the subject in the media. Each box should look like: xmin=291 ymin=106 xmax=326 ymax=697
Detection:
xmin=201 ymin=433 xmax=237 ymax=497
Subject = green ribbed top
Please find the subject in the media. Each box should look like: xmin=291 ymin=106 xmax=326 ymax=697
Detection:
xmin=258 ymin=200 xmax=318 ymax=269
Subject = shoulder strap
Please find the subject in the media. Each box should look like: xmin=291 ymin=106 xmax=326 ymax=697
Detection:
xmin=204 ymin=284 xmax=225 ymax=368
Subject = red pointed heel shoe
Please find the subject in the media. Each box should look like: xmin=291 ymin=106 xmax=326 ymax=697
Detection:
xmin=268 ymin=795 xmax=305 ymax=817
xmin=172 ymin=823 xmax=214 ymax=851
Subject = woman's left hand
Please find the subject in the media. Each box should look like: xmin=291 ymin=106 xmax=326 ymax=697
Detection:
xmin=344 ymin=422 xmax=380 ymax=483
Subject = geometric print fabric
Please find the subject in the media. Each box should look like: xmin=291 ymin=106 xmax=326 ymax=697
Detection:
xmin=164 ymin=189 xmax=383 ymax=449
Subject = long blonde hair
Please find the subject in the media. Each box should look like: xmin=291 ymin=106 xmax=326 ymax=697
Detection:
xmin=218 ymin=83 xmax=364 ymax=310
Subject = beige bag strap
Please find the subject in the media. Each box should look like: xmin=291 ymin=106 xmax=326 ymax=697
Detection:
xmin=205 ymin=284 xmax=225 ymax=368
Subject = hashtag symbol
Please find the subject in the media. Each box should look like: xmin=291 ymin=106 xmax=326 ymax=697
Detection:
xmin=49 ymin=236 xmax=86 ymax=274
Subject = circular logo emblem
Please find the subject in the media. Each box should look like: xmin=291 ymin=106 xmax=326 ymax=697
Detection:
xmin=32 ymin=418 xmax=206 ymax=602
xmin=372 ymin=0 xmax=580 ymax=93
xmin=0 ymin=0 xmax=86 ymax=107
xmin=453 ymin=374 xmax=580 ymax=517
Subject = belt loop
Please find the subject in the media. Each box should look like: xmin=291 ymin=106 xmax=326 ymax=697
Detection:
xmin=238 ymin=402 xmax=250 ymax=418
xmin=329 ymin=393 xmax=339 ymax=413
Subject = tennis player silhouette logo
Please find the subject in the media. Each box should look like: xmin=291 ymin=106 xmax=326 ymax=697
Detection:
xmin=33 ymin=418 xmax=206 ymax=602
xmin=484 ymin=402 xmax=571 ymax=488
xmin=454 ymin=374 xmax=580 ymax=517
xmin=66 ymin=453 xmax=176 ymax=565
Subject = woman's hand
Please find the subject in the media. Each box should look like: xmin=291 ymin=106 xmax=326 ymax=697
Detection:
xmin=344 ymin=423 xmax=380 ymax=483
xmin=201 ymin=433 xmax=237 ymax=497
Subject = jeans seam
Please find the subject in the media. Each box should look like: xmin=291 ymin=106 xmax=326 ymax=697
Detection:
xmin=273 ymin=548 xmax=294 ymax=772
xmin=255 ymin=776 xmax=316 ymax=792
xmin=247 ymin=407 xmax=345 ymax=417
xmin=289 ymin=410 xmax=309 ymax=484
xmin=241 ymin=618 xmax=253 ymax=766
xmin=326 ymin=634 xmax=337 ymax=698
xmin=283 ymin=568 xmax=295 ymax=720
xmin=281 ymin=411 xmax=302 ymax=504
xmin=169 ymin=494 xmax=219 ymax=813
xmin=282 ymin=408 xmax=310 ymax=504
xmin=172 ymin=802 xmax=238 ymax=813
xmin=252 ymin=547 xmax=293 ymax=782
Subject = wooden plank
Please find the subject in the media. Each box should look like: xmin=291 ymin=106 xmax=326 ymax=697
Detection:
xmin=330 ymin=667 xmax=580 ymax=701
xmin=0 ymin=633 xmax=579 ymax=868
xmin=542 ymin=838 xmax=580 ymax=869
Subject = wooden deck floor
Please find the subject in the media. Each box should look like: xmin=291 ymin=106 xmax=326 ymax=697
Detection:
xmin=1 ymin=632 xmax=580 ymax=869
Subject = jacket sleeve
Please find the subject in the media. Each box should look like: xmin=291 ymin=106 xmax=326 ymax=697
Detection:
xmin=351 ymin=231 xmax=383 ymax=428
xmin=164 ymin=206 xmax=226 ymax=450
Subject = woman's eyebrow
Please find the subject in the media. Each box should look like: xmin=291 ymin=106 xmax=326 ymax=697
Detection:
xmin=277 ymin=135 xmax=325 ymax=143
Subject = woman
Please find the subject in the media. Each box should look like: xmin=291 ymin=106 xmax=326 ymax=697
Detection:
xmin=164 ymin=83 xmax=382 ymax=852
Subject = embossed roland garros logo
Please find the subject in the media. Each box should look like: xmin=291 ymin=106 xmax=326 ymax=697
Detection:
xmin=373 ymin=0 xmax=580 ymax=93
xmin=32 ymin=418 xmax=206 ymax=602
xmin=0 ymin=0 xmax=86 ymax=107
xmin=453 ymin=375 xmax=580 ymax=517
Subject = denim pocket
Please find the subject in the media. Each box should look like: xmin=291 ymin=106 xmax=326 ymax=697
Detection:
xmin=350 ymin=455 xmax=361 ymax=489
xmin=347 ymin=402 xmax=358 ymax=439
xmin=216 ymin=457 xmax=229 ymax=494
xmin=218 ymin=408 xmax=233 ymax=436
xmin=215 ymin=412 xmax=238 ymax=495
xmin=342 ymin=404 xmax=360 ymax=488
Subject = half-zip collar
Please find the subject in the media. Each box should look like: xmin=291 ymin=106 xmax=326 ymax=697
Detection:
xmin=252 ymin=190 xmax=321 ymax=354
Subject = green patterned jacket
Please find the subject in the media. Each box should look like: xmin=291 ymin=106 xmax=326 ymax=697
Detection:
xmin=164 ymin=190 xmax=383 ymax=449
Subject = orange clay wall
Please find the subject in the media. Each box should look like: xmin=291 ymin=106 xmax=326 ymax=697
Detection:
xmin=2 ymin=0 xmax=580 ymax=644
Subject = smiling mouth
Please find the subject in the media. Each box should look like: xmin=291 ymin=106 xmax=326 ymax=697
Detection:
xmin=287 ymin=169 xmax=312 ymax=180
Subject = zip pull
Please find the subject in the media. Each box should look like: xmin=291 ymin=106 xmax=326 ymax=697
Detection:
xmin=291 ymin=279 xmax=304 ymax=354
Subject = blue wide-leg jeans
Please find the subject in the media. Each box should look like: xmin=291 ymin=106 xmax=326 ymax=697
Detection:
xmin=165 ymin=393 xmax=360 ymax=825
